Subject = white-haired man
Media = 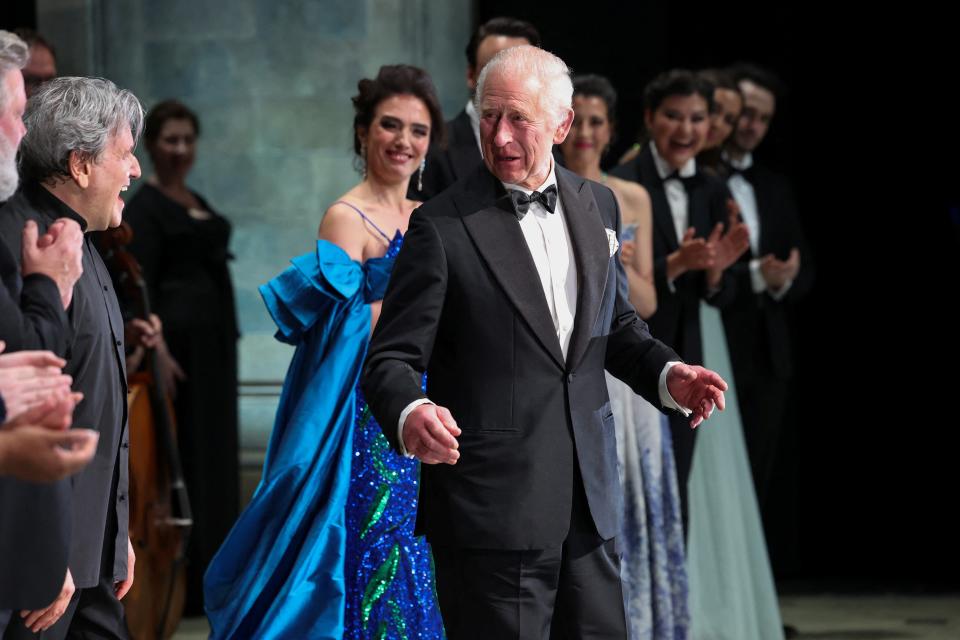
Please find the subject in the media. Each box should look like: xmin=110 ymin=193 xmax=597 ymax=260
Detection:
xmin=364 ymin=45 xmax=728 ymax=637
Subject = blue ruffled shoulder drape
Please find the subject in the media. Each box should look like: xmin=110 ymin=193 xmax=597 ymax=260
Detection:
xmin=205 ymin=239 xmax=389 ymax=639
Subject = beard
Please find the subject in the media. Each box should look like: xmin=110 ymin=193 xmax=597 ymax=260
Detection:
xmin=0 ymin=132 xmax=19 ymax=201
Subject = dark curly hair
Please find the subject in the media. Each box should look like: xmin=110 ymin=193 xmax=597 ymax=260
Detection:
xmin=351 ymin=64 xmax=445 ymax=156
xmin=643 ymin=69 xmax=715 ymax=115
xmin=572 ymin=74 xmax=618 ymax=127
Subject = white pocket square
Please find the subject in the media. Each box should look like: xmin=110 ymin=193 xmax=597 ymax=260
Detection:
xmin=605 ymin=228 xmax=620 ymax=257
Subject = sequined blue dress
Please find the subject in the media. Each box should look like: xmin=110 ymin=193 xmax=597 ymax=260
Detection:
xmin=204 ymin=228 xmax=444 ymax=639
xmin=606 ymin=222 xmax=690 ymax=640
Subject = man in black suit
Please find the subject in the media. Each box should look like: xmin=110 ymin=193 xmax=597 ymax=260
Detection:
xmin=722 ymin=64 xmax=813 ymax=537
xmin=0 ymin=76 xmax=143 ymax=640
xmin=412 ymin=16 xmax=541 ymax=201
xmin=610 ymin=70 xmax=748 ymax=532
xmin=364 ymin=46 xmax=727 ymax=638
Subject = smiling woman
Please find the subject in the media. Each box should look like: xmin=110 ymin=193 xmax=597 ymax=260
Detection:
xmin=203 ymin=64 xmax=446 ymax=640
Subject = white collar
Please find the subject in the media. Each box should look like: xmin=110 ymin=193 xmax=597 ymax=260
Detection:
xmin=723 ymin=150 xmax=753 ymax=171
xmin=501 ymin=159 xmax=558 ymax=196
xmin=650 ymin=142 xmax=696 ymax=180
xmin=465 ymin=99 xmax=480 ymax=129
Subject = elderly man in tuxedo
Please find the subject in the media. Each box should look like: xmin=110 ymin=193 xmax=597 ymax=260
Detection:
xmin=364 ymin=45 xmax=727 ymax=638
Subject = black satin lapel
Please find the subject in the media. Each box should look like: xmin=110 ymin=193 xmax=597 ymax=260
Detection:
xmin=557 ymin=168 xmax=609 ymax=370
xmin=456 ymin=178 xmax=565 ymax=369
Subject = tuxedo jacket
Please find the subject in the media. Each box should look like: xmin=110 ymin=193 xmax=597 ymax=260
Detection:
xmin=722 ymin=163 xmax=814 ymax=379
xmin=412 ymin=109 xmax=482 ymax=201
xmin=610 ymin=144 xmax=736 ymax=365
xmin=363 ymin=163 xmax=679 ymax=550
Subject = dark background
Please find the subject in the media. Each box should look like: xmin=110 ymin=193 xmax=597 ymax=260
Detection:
xmin=6 ymin=0 xmax=958 ymax=589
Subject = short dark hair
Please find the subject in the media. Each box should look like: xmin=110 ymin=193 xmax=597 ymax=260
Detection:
xmin=572 ymin=73 xmax=618 ymax=128
xmin=465 ymin=17 xmax=541 ymax=69
xmin=144 ymin=99 xmax=200 ymax=146
xmin=12 ymin=28 xmax=56 ymax=61
xmin=697 ymin=68 xmax=738 ymax=94
xmin=643 ymin=69 xmax=714 ymax=114
xmin=727 ymin=62 xmax=785 ymax=100
xmin=352 ymin=64 xmax=446 ymax=155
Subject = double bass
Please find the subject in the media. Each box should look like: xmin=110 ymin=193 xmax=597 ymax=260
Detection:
xmin=97 ymin=223 xmax=193 ymax=639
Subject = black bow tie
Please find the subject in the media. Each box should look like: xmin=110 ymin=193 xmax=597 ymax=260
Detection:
xmin=509 ymin=184 xmax=558 ymax=219
xmin=663 ymin=171 xmax=699 ymax=188
xmin=722 ymin=161 xmax=754 ymax=180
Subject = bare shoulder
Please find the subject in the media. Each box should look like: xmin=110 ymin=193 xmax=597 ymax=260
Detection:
xmin=319 ymin=200 xmax=366 ymax=237
xmin=606 ymin=176 xmax=651 ymax=224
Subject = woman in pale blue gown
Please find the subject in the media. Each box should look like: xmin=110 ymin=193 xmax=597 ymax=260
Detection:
xmin=204 ymin=65 xmax=446 ymax=639
xmin=686 ymin=69 xmax=783 ymax=640
xmin=560 ymin=74 xmax=690 ymax=640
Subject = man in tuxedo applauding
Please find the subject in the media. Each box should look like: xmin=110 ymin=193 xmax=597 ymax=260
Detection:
xmin=722 ymin=64 xmax=814 ymax=535
xmin=364 ymin=45 xmax=727 ymax=638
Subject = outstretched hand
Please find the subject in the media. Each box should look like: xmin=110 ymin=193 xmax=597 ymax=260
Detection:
xmin=666 ymin=363 xmax=728 ymax=428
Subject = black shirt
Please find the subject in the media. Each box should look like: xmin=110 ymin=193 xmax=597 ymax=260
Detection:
xmin=0 ymin=182 xmax=129 ymax=588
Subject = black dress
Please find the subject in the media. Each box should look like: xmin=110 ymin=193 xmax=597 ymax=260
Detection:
xmin=124 ymin=182 xmax=240 ymax=613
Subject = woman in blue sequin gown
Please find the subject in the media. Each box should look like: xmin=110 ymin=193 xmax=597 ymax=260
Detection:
xmin=204 ymin=65 xmax=446 ymax=639
xmin=560 ymin=74 xmax=690 ymax=640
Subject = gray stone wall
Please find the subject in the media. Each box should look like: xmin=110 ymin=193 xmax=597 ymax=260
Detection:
xmin=37 ymin=0 xmax=473 ymax=453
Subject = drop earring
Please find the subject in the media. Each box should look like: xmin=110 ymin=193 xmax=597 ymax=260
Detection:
xmin=417 ymin=158 xmax=426 ymax=191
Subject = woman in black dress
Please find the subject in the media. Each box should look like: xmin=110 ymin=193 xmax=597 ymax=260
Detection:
xmin=124 ymin=100 xmax=239 ymax=615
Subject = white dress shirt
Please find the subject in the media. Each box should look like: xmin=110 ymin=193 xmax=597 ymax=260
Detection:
xmin=649 ymin=143 xmax=700 ymax=295
xmin=649 ymin=142 xmax=697 ymax=245
xmin=724 ymin=151 xmax=792 ymax=300
xmin=396 ymin=161 xmax=690 ymax=455
xmin=506 ymin=168 xmax=578 ymax=358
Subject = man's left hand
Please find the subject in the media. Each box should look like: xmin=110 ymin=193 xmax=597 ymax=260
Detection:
xmin=114 ymin=537 xmax=136 ymax=599
xmin=666 ymin=363 xmax=727 ymax=428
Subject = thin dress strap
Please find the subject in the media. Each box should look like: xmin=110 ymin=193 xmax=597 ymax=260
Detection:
xmin=334 ymin=200 xmax=393 ymax=244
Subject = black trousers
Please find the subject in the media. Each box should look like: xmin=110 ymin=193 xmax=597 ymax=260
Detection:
xmin=668 ymin=412 xmax=697 ymax=537
xmin=4 ymin=502 xmax=128 ymax=640
xmin=2 ymin=574 xmax=129 ymax=640
xmin=737 ymin=374 xmax=790 ymax=511
xmin=432 ymin=478 xmax=627 ymax=639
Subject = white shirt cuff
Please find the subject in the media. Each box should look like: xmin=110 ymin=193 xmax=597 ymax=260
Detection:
xmin=658 ymin=361 xmax=691 ymax=417
xmin=768 ymin=278 xmax=793 ymax=301
xmin=749 ymin=258 xmax=766 ymax=294
xmin=397 ymin=398 xmax=433 ymax=458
